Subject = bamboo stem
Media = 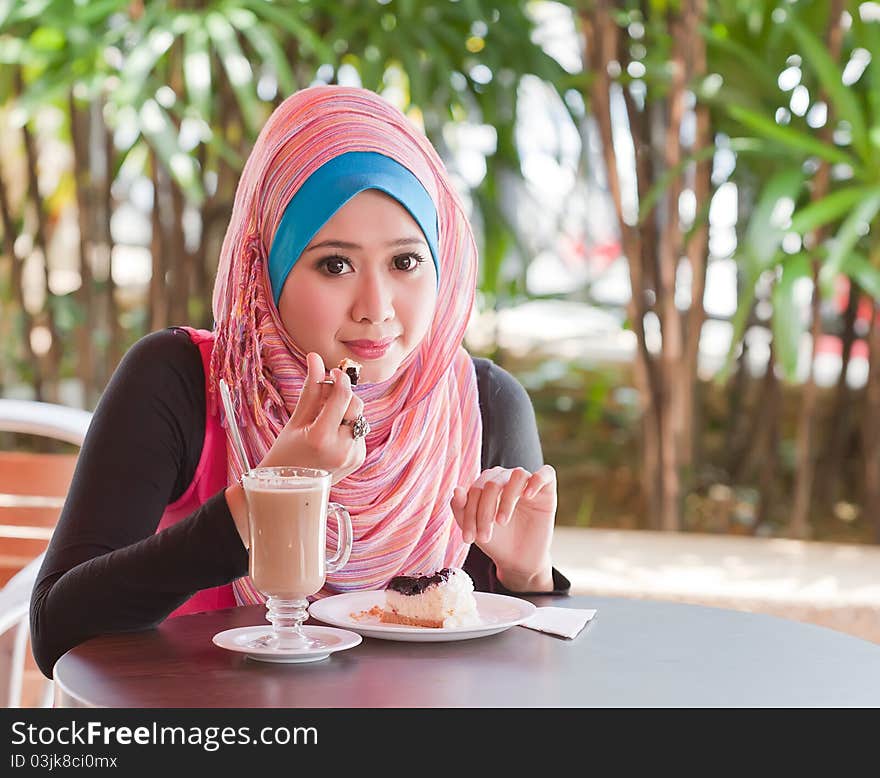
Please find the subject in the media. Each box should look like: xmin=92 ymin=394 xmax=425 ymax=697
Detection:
xmin=864 ymin=296 xmax=880 ymax=543
xmin=582 ymin=2 xmax=663 ymax=527
xmin=19 ymin=71 xmax=61 ymax=401
xmin=788 ymin=0 xmax=847 ymax=538
xmin=0 ymin=158 xmax=43 ymax=398
xmin=69 ymin=92 xmax=96 ymax=407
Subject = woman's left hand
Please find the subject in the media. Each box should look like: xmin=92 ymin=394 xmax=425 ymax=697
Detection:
xmin=451 ymin=465 xmax=557 ymax=592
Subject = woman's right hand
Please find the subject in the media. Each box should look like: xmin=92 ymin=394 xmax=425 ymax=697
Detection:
xmin=258 ymin=352 xmax=366 ymax=484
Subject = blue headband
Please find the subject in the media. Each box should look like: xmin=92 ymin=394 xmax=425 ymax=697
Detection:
xmin=267 ymin=151 xmax=440 ymax=304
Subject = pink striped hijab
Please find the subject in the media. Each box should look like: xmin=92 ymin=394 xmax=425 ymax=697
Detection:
xmin=210 ymin=86 xmax=482 ymax=603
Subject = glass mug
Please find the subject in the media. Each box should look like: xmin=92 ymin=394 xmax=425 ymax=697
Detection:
xmin=241 ymin=467 xmax=352 ymax=650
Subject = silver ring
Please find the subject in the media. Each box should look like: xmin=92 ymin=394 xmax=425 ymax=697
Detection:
xmin=341 ymin=413 xmax=370 ymax=439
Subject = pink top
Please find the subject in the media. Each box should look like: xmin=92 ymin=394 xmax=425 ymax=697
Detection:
xmin=156 ymin=327 xmax=237 ymax=617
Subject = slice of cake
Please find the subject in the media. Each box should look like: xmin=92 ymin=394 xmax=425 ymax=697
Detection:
xmin=381 ymin=567 xmax=480 ymax=628
xmin=337 ymin=358 xmax=362 ymax=386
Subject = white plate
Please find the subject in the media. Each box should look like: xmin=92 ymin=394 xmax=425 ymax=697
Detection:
xmin=308 ymin=591 xmax=537 ymax=642
xmin=212 ymin=625 xmax=362 ymax=663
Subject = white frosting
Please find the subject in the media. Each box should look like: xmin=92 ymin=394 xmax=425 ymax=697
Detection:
xmin=385 ymin=568 xmax=480 ymax=627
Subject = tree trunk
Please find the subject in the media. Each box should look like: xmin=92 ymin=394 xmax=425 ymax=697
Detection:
xmin=864 ymin=303 xmax=880 ymax=543
xmin=789 ymin=264 xmax=822 ymax=539
xmin=756 ymin=347 xmax=781 ymax=529
xmin=819 ymin=279 xmax=860 ymax=506
xmin=99 ymin=103 xmax=122 ymax=381
xmin=581 ymin=0 xmax=713 ymax=531
xmin=168 ymin=177 xmax=190 ymax=325
xmin=726 ymin=334 xmax=752 ymax=480
xmin=149 ymin=152 xmax=168 ymax=331
xmin=656 ymin=6 xmax=688 ymax=531
xmin=741 ymin=344 xmax=782 ymax=484
xmin=620 ymin=37 xmax=662 ymax=526
xmin=788 ymin=0 xmax=846 ymax=538
xmin=19 ymin=72 xmax=61 ymax=401
xmin=680 ymin=0 xmax=711 ymax=474
xmin=192 ymin=143 xmax=209 ymax=325
xmin=0 ymin=160 xmax=44 ymax=399
xmin=167 ymin=36 xmax=192 ymax=326
xmin=69 ymin=92 xmax=97 ymax=407
xmin=581 ymin=2 xmax=664 ymax=528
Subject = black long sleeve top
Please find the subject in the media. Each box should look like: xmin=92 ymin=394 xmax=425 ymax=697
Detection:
xmin=30 ymin=327 xmax=569 ymax=677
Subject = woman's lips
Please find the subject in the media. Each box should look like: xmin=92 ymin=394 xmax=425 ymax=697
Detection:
xmin=343 ymin=338 xmax=396 ymax=360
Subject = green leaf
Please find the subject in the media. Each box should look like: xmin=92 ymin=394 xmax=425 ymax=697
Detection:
xmin=0 ymin=0 xmax=16 ymax=29
xmin=113 ymin=133 xmax=150 ymax=178
xmin=840 ymin=251 xmax=880 ymax=302
xmin=29 ymin=26 xmax=65 ymax=52
xmin=772 ymin=252 xmax=812 ymax=381
xmin=206 ymin=11 xmax=261 ymax=137
xmin=7 ymin=0 xmax=51 ymax=25
xmin=238 ymin=0 xmax=335 ymax=64
xmin=716 ymin=273 xmax=757 ymax=385
xmin=74 ymin=0 xmax=125 ymax=27
xmin=138 ymin=98 xmax=204 ymax=205
xmin=183 ymin=24 xmax=211 ymax=121
xmin=0 ymin=35 xmax=25 ymax=64
xmin=789 ymin=185 xmax=880 ymax=236
xmin=725 ymin=103 xmax=857 ymax=168
xmin=742 ymin=167 xmax=805 ymax=276
xmin=818 ymin=192 xmax=880 ymax=286
xmin=638 ymin=143 xmax=717 ymax=223
xmin=851 ymin=10 xmax=880 ymax=133
xmin=203 ymin=129 xmax=244 ymax=170
xmin=16 ymin=71 xmax=72 ymax=119
xmin=117 ymin=17 xmax=181 ymax=102
xmin=724 ymin=137 xmax=793 ymax=157
xmin=413 ymin=26 xmax=457 ymax=100
xmin=788 ymin=16 xmax=871 ymax=163
xmin=228 ymin=8 xmax=297 ymax=97
xmin=398 ymin=47 xmax=426 ymax=107
xmin=109 ymin=136 xmax=144 ymax=182
xmin=704 ymin=23 xmax=781 ymax=97
xmin=717 ymin=168 xmax=805 ymax=381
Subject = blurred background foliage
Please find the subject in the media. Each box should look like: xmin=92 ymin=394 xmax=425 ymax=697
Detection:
xmin=1 ymin=0 xmax=879 ymax=544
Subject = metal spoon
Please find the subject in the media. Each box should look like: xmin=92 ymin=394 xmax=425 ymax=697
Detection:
xmin=218 ymin=379 xmax=253 ymax=478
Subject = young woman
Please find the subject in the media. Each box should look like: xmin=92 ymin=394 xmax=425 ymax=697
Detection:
xmin=30 ymin=85 xmax=569 ymax=678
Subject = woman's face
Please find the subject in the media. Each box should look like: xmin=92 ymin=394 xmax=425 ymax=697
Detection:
xmin=278 ymin=189 xmax=438 ymax=384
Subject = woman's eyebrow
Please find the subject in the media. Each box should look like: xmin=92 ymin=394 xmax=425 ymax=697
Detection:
xmin=305 ymin=237 xmax=426 ymax=252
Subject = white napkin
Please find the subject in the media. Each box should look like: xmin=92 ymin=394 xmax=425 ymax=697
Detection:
xmin=520 ymin=606 xmax=597 ymax=639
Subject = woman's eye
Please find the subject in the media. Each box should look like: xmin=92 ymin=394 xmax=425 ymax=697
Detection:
xmin=320 ymin=256 xmax=350 ymax=275
xmin=393 ymin=253 xmax=425 ymax=272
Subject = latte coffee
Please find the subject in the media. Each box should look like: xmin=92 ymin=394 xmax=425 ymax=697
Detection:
xmin=245 ymin=482 xmax=329 ymax=599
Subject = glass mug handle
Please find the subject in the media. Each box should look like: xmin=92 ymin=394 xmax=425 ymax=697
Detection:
xmin=325 ymin=502 xmax=352 ymax=574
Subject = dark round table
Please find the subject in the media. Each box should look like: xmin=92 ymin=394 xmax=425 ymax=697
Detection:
xmin=53 ymin=594 xmax=880 ymax=707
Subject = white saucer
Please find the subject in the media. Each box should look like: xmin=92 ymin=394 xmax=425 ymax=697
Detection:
xmin=212 ymin=625 xmax=362 ymax=663
xmin=309 ymin=591 xmax=536 ymax=642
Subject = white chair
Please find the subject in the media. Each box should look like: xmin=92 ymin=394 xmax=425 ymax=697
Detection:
xmin=0 ymin=398 xmax=92 ymax=707
xmin=0 ymin=554 xmax=49 ymax=707
xmin=0 ymin=399 xmax=92 ymax=446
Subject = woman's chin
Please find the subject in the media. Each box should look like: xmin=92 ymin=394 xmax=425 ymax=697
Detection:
xmin=360 ymin=363 xmax=398 ymax=385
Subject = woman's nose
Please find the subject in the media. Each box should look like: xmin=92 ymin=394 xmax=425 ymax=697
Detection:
xmin=350 ymin=269 xmax=394 ymax=323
